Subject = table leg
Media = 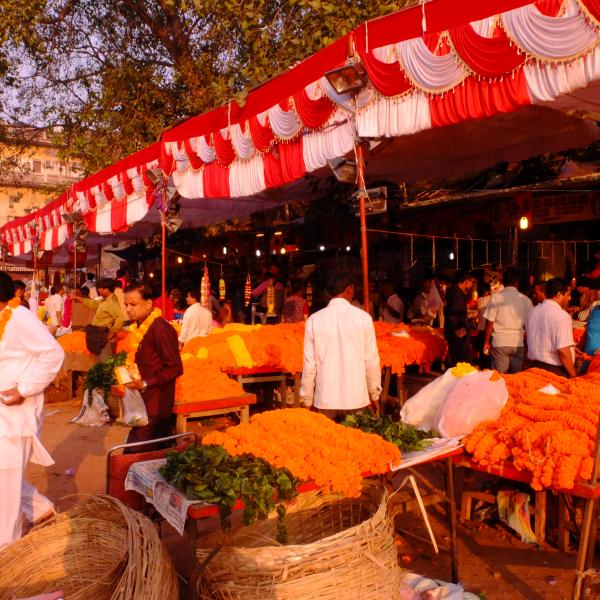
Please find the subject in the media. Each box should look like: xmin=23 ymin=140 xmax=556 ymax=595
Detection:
xmin=176 ymin=414 xmax=188 ymax=434
xmin=381 ymin=367 xmax=391 ymax=404
xmin=280 ymin=375 xmax=287 ymax=408
xmin=446 ymin=457 xmax=459 ymax=584
xmin=240 ymin=405 xmax=250 ymax=424
xmin=67 ymin=371 xmax=74 ymax=402
xmin=186 ymin=518 xmax=199 ymax=600
xmin=572 ymin=497 xmax=597 ymax=600
xmin=534 ymin=491 xmax=547 ymax=545
xmin=293 ymin=373 xmax=301 ymax=407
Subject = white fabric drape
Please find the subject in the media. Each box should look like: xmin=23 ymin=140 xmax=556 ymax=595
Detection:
xmin=195 ymin=136 xmax=216 ymax=164
xmin=126 ymin=193 xmax=150 ymax=226
xmin=230 ymin=123 xmax=255 ymax=160
xmin=94 ymin=201 xmax=113 ymax=235
xmin=397 ymin=37 xmax=467 ymax=93
xmin=525 ymin=43 xmax=600 ymax=101
xmin=229 ymin=154 xmax=266 ymax=197
xmin=302 ymin=122 xmax=355 ymax=172
xmin=356 ymin=92 xmax=431 ymax=138
xmin=469 ymin=16 xmax=498 ymax=38
xmin=172 ymin=168 xmax=204 ymax=200
xmin=502 ymin=2 xmax=599 ymax=60
xmin=268 ymin=104 xmax=301 ymax=139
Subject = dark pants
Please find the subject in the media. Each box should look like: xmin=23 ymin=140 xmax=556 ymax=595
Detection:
xmin=124 ymin=415 xmax=174 ymax=454
xmin=448 ymin=337 xmax=473 ymax=367
xmin=529 ymin=360 xmax=569 ymax=378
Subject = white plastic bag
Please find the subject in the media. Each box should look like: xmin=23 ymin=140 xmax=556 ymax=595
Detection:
xmin=71 ymin=389 xmax=111 ymax=427
xmin=400 ymin=370 xmax=462 ymax=431
xmin=122 ymin=388 xmax=149 ymax=427
xmin=435 ymin=370 xmax=508 ymax=438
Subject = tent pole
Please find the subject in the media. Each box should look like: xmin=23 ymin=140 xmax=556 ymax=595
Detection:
xmin=73 ymin=244 xmax=77 ymax=291
xmin=356 ymin=143 xmax=370 ymax=314
xmin=161 ymin=186 xmax=167 ymax=313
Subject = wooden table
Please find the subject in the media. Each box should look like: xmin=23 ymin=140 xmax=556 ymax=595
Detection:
xmin=173 ymin=394 xmax=257 ymax=433
xmin=225 ymin=366 xmax=301 ymax=406
xmin=59 ymin=351 xmax=96 ymax=401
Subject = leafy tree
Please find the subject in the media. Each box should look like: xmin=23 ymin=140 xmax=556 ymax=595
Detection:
xmin=0 ymin=0 xmax=410 ymax=175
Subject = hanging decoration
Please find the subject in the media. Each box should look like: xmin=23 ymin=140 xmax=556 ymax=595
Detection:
xmin=201 ymin=266 xmax=211 ymax=309
xmin=244 ymin=274 xmax=252 ymax=307
xmin=219 ymin=266 xmax=226 ymax=300
xmin=306 ymin=281 xmax=313 ymax=308
xmin=266 ymin=283 xmax=276 ymax=317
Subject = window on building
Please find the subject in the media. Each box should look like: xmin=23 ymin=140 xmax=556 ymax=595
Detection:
xmin=43 ymin=160 xmax=54 ymax=169
xmin=32 ymin=160 xmax=42 ymax=173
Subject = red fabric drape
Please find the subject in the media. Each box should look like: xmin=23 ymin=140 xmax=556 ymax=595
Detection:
xmin=160 ymin=147 xmax=176 ymax=176
xmin=263 ymin=139 xmax=306 ymax=188
xmin=102 ymin=181 xmax=115 ymax=202
xmin=86 ymin=190 xmax=96 ymax=210
xmin=430 ymin=68 xmax=531 ymax=127
xmin=449 ymin=25 xmax=525 ymax=79
xmin=183 ymin=138 xmax=205 ymax=170
xmin=203 ymin=161 xmax=231 ymax=198
xmin=293 ymin=90 xmax=335 ymax=129
xmin=110 ymin=196 xmax=129 ymax=233
xmin=360 ymin=52 xmax=412 ymax=97
xmin=121 ymin=173 xmax=134 ymax=196
xmin=580 ymin=0 xmax=600 ymax=21
xmin=249 ymin=116 xmax=274 ymax=153
xmin=213 ymin=130 xmax=236 ymax=166
xmin=84 ymin=212 xmax=96 ymax=233
xmin=535 ymin=0 xmax=564 ymax=16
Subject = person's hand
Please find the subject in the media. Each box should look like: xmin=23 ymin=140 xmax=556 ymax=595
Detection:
xmin=0 ymin=387 xmax=24 ymax=406
xmin=369 ymin=398 xmax=381 ymax=415
xmin=455 ymin=328 xmax=467 ymax=339
xmin=483 ymin=342 xmax=491 ymax=356
xmin=125 ymin=380 xmax=146 ymax=391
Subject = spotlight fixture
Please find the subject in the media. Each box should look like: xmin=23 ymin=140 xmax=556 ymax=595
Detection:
xmin=280 ymin=247 xmax=286 ymax=255
xmin=351 ymin=186 xmax=387 ymax=216
xmin=519 ymin=216 xmax=529 ymax=230
xmin=166 ymin=216 xmax=183 ymax=233
xmin=328 ymin=157 xmax=357 ymax=184
xmin=324 ymin=58 xmax=368 ymax=95
xmin=449 ymin=252 xmax=455 ymax=261
xmin=319 ymin=245 xmax=325 ymax=252
xmin=145 ymin=168 xmax=164 ymax=186
xmin=256 ymin=232 xmax=265 ymax=238
xmin=222 ymin=246 xmax=228 ymax=255
xmin=177 ymin=256 xmax=183 ymax=264
xmin=149 ymin=272 xmax=155 ymax=278
xmin=346 ymin=245 xmax=351 ymax=252
xmin=256 ymin=249 xmax=261 ymax=257
xmin=274 ymin=231 xmax=283 ymax=237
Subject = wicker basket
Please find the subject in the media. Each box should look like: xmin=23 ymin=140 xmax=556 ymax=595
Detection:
xmin=196 ymin=480 xmax=402 ymax=600
xmin=0 ymin=495 xmax=178 ymax=600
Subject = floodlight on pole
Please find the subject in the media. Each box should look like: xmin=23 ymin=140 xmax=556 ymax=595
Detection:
xmin=324 ymin=58 xmax=368 ymax=95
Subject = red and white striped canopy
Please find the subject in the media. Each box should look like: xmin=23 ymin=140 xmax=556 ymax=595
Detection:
xmin=2 ymin=0 xmax=600 ymax=257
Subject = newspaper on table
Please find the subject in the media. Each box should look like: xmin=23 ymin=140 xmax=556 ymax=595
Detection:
xmin=391 ymin=437 xmax=461 ymax=471
xmin=125 ymin=458 xmax=210 ymax=535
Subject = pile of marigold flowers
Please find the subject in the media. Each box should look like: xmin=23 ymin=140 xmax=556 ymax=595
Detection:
xmin=464 ymin=368 xmax=600 ymax=491
xmin=203 ymin=408 xmax=401 ymax=497
xmin=175 ymin=357 xmax=245 ymax=404
xmin=57 ymin=331 xmax=91 ymax=355
xmin=374 ymin=322 xmax=447 ymax=375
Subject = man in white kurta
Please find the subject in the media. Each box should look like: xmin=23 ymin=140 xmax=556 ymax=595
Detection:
xmin=0 ymin=272 xmax=65 ymax=547
xmin=300 ymin=269 xmax=381 ymax=421
xmin=178 ymin=288 xmax=213 ymax=348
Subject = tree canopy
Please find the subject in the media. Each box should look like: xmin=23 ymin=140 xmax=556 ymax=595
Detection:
xmin=0 ymin=0 xmax=410 ymax=176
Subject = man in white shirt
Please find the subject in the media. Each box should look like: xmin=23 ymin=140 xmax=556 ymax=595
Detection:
xmin=407 ymin=278 xmax=436 ymax=325
xmin=300 ymin=269 xmax=382 ymax=421
xmin=483 ymin=269 xmax=533 ymax=374
xmin=82 ymin=272 xmax=98 ymax=299
xmin=381 ymin=282 xmax=403 ymax=324
xmin=43 ymin=286 xmax=65 ymax=334
xmin=178 ymin=287 xmax=213 ymax=348
xmin=0 ymin=271 xmax=65 ymax=547
xmin=525 ymin=277 xmax=576 ymax=378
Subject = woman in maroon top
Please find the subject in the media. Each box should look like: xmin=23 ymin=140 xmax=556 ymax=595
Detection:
xmin=123 ymin=284 xmax=183 ymax=451
xmin=281 ymin=280 xmax=308 ymax=324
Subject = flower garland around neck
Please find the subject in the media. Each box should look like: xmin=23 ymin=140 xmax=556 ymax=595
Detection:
xmin=0 ymin=297 xmax=21 ymax=343
xmin=127 ymin=308 xmax=162 ymax=363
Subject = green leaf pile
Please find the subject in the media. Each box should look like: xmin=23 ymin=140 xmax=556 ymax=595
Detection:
xmin=342 ymin=413 xmax=438 ymax=453
xmin=84 ymin=351 xmax=127 ymax=395
xmin=160 ymin=445 xmax=298 ymax=543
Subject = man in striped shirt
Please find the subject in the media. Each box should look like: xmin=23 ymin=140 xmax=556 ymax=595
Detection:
xmin=525 ymin=278 xmax=576 ymax=378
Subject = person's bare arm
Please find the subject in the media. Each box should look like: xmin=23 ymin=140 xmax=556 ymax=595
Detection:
xmin=483 ymin=319 xmax=493 ymax=354
xmin=557 ymin=346 xmax=577 ymax=378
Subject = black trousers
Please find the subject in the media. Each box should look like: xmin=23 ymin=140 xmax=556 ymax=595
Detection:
xmin=529 ymin=360 xmax=570 ymax=378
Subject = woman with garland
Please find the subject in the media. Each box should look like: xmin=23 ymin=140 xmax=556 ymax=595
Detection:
xmin=122 ymin=283 xmax=183 ymax=452
xmin=0 ymin=271 xmax=64 ymax=547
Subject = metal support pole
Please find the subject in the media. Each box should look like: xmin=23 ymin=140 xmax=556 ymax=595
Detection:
xmin=73 ymin=244 xmax=77 ymax=291
xmin=446 ymin=457 xmax=459 ymax=584
xmin=161 ymin=187 xmax=167 ymax=313
xmin=356 ymin=143 xmax=370 ymax=315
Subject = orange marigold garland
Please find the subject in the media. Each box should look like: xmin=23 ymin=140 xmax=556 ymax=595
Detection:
xmin=203 ymin=408 xmax=401 ymax=498
xmin=464 ymin=369 xmax=600 ymax=491
xmin=0 ymin=297 xmax=21 ymax=341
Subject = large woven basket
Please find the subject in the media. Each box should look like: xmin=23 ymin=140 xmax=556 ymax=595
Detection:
xmin=0 ymin=495 xmax=178 ymax=600
xmin=196 ymin=480 xmax=402 ymax=600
